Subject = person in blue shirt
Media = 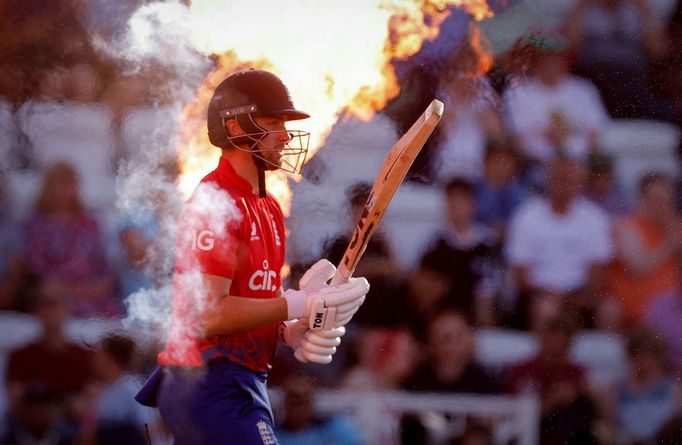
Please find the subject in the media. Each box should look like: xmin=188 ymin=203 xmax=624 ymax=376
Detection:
xmin=473 ymin=137 xmax=529 ymax=241
xmin=275 ymin=373 xmax=364 ymax=445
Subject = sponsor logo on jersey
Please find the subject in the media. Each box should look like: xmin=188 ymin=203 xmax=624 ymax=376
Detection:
xmin=248 ymin=260 xmax=278 ymax=292
xmin=250 ymin=222 xmax=260 ymax=241
xmin=191 ymin=229 xmax=215 ymax=251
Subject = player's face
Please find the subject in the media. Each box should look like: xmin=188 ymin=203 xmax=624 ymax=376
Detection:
xmin=254 ymin=115 xmax=291 ymax=170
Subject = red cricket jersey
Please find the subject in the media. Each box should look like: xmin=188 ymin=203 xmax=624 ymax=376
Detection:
xmin=158 ymin=157 xmax=286 ymax=372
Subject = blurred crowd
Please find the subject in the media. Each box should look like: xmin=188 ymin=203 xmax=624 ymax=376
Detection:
xmin=3 ymin=0 xmax=682 ymax=444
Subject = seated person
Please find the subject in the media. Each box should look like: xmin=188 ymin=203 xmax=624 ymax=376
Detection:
xmin=430 ymin=22 xmax=505 ymax=183
xmin=566 ymin=0 xmax=673 ymax=121
xmin=584 ymin=150 xmax=629 ymax=218
xmin=323 ymin=182 xmax=401 ymax=327
xmin=645 ymin=268 xmax=682 ymax=373
xmin=503 ymin=31 xmax=609 ymax=165
xmin=473 ymin=137 xmax=530 ymax=241
xmin=118 ymin=207 xmax=161 ymax=299
xmin=275 ymin=373 xmax=364 ymax=445
xmin=342 ymin=326 xmax=419 ymax=391
xmin=22 ymin=162 xmax=118 ymax=317
xmin=383 ymin=250 xmax=455 ymax=340
xmin=505 ymin=313 xmax=598 ymax=445
xmin=608 ymin=173 xmax=682 ymax=325
xmin=2 ymin=292 xmax=95 ymax=444
xmin=85 ymin=334 xmax=159 ymax=445
xmin=421 ymin=177 xmax=502 ymax=326
xmin=608 ymin=327 xmax=678 ymax=444
xmin=403 ymin=309 xmax=499 ymax=394
xmin=506 ymin=159 xmax=612 ymax=330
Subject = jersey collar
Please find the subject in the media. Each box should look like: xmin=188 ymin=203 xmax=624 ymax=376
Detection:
xmin=216 ymin=156 xmax=258 ymax=196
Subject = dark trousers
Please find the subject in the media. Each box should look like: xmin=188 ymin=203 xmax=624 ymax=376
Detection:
xmin=136 ymin=362 xmax=278 ymax=445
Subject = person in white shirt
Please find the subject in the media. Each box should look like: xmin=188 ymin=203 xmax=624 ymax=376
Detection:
xmin=503 ymin=32 xmax=609 ymax=165
xmin=506 ymin=158 xmax=613 ymax=331
xmin=432 ymin=22 xmax=505 ymax=184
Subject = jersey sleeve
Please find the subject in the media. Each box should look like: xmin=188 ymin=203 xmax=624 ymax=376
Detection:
xmin=175 ymin=183 xmax=243 ymax=279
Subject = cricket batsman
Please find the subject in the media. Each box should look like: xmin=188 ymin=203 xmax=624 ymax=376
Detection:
xmin=136 ymin=69 xmax=370 ymax=444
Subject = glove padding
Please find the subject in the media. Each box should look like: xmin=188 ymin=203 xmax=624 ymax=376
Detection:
xmin=283 ymin=261 xmax=369 ymax=330
xmin=294 ymin=325 xmax=346 ymax=364
xmin=279 ymin=319 xmax=307 ymax=349
xmin=299 ymin=258 xmax=336 ymax=289
xmin=281 ymin=318 xmax=343 ymax=364
xmin=285 ymin=259 xmax=366 ymax=364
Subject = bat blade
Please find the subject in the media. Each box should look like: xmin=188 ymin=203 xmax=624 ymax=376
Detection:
xmin=331 ymin=99 xmax=444 ymax=285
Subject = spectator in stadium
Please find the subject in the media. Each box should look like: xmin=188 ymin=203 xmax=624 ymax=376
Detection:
xmin=502 ymin=30 xmax=609 ymax=180
xmin=420 ymin=177 xmax=501 ymax=326
xmin=505 ymin=313 xmax=598 ymax=445
xmin=473 ymin=136 xmax=529 ymax=241
xmin=505 ymin=158 xmax=612 ymax=331
xmin=22 ymin=161 xmax=118 ymax=317
xmin=607 ymin=173 xmax=682 ymax=325
xmin=324 ymin=182 xmax=402 ymax=327
xmin=604 ymin=326 xmax=679 ymax=444
xmin=404 ymin=309 xmax=499 ymax=394
xmin=645 ymin=267 xmax=682 ymax=374
xmin=584 ymin=150 xmax=630 ymax=218
xmin=320 ymin=244 xmax=455 ymax=360
xmin=431 ymin=21 xmax=505 ymax=183
xmin=81 ymin=334 xmax=158 ymax=445
xmin=116 ymin=173 xmax=177 ymax=301
xmin=385 ymin=248 xmax=456 ymax=341
xmin=118 ymin=209 xmax=160 ymax=299
xmin=400 ymin=310 xmax=498 ymax=445
xmin=565 ymin=0 xmax=674 ymax=121
xmin=341 ymin=327 xmax=419 ymax=445
xmin=275 ymin=373 xmax=364 ymax=445
xmin=2 ymin=292 xmax=95 ymax=444
xmin=342 ymin=326 xmax=419 ymax=391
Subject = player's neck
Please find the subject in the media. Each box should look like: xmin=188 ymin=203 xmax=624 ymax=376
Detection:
xmin=221 ymin=149 xmax=261 ymax=194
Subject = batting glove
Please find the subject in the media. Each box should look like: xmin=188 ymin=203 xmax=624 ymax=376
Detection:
xmin=278 ymin=319 xmax=308 ymax=350
xmin=294 ymin=325 xmax=346 ymax=364
xmin=283 ymin=260 xmax=369 ymax=330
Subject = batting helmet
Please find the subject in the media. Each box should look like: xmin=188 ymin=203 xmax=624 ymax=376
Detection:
xmin=207 ymin=69 xmax=309 ymax=149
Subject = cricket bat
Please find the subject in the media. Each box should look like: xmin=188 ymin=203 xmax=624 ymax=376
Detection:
xmin=332 ymin=99 xmax=444 ymax=286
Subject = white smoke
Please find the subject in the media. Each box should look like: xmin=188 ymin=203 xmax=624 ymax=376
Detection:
xmin=97 ymin=0 xmax=226 ymax=342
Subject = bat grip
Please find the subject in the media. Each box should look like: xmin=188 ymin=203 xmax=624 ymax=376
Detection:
xmin=330 ymin=264 xmax=351 ymax=285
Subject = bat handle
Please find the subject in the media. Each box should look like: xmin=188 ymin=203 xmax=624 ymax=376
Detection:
xmin=330 ymin=264 xmax=352 ymax=285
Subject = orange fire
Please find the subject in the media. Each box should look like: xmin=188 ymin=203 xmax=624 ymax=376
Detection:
xmin=176 ymin=0 xmax=494 ymax=213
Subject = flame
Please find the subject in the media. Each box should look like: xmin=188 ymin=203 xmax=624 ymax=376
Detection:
xmin=429 ymin=0 xmax=494 ymax=21
xmin=176 ymin=0 xmax=494 ymax=213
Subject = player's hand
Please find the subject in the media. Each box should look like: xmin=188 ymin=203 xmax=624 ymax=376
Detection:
xmin=294 ymin=326 xmax=346 ymax=364
xmin=298 ymin=258 xmax=336 ymax=290
xmin=283 ymin=277 xmax=369 ymax=330
xmin=280 ymin=319 xmax=345 ymax=364
xmin=278 ymin=319 xmax=308 ymax=349
xmin=287 ymin=259 xmax=350 ymax=364
xmin=284 ymin=259 xmax=369 ymax=330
